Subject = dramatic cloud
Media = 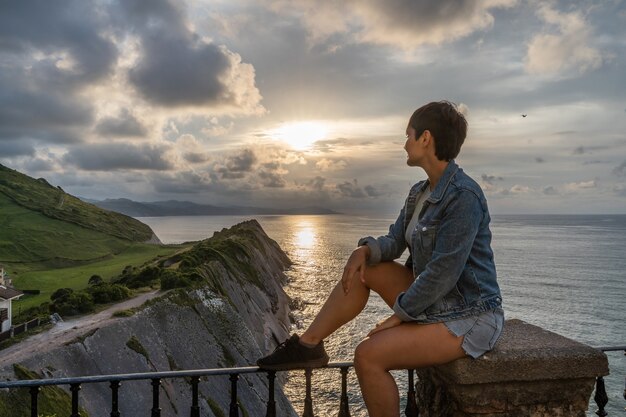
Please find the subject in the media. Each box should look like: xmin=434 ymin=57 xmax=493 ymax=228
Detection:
xmin=306 ymin=176 xmax=326 ymax=191
xmin=258 ymin=169 xmax=286 ymax=188
xmin=119 ymin=0 xmax=263 ymax=112
xmin=525 ymin=4 xmax=606 ymax=77
xmin=63 ymin=143 xmax=175 ymax=171
xmin=175 ymin=134 xmax=211 ymax=164
xmin=315 ymin=158 xmax=348 ymax=172
xmin=216 ymin=148 xmax=257 ymax=179
xmin=0 ymin=1 xmax=117 ymax=86
xmin=95 ymin=109 xmax=148 ymax=138
xmin=268 ymin=0 xmax=517 ymax=48
xmin=336 ymin=179 xmax=373 ymax=198
xmin=0 ymin=140 xmax=35 ymax=157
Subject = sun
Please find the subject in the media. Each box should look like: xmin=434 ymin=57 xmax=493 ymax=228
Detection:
xmin=272 ymin=121 xmax=328 ymax=150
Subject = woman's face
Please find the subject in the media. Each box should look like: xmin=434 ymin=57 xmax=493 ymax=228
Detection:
xmin=404 ymin=125 xmax=425 ymax=167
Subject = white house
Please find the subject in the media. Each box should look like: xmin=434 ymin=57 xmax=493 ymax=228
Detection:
xmin=0 ymin=285 xmax=23 ymax=333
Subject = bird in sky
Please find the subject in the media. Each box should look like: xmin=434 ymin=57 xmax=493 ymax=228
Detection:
xmin=521 ymin=114 xmax=527 ymax=117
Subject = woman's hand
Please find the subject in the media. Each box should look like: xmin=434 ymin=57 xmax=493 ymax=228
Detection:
xmin=341 ymin=245 xmax=370 ymax=295
xmin=367 ymin=314 xmax=402 ymax=337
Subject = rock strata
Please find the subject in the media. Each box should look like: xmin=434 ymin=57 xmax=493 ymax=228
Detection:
xmin=0 ymin=220 xmax=298 ymax=417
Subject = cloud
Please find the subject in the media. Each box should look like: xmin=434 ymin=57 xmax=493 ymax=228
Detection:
xmin=258 ymin=169 xmax=286 ymax=188
xmin=481 ymin=174 xmax=504 ymax=185
xmin=0 ymin=140 xmax=35 ymax=157
xmin=525 ymin=4 xmax=607 ymax=77
xmin=613 ymin=184 xmax=626 ymax=197
xmin=364 ymin=185 xmax=383 ymax=197
xmin=315 ymin=158 xmax=348 ymax=172
xmin=216 ymin=148 xmax=257 ymax=179
xmin=501 ymin=184 xmax=531 ymax=195
xmin=63 ymin=143 xmax=175 ymax=171
xmin=564 ymin=180 xmax=597 ymax=192
xmin=306 ymin=176 xmax=326 ymax=191
xmin=352 ymin=0 xmax=517 ymax=48
xmin=572 ymin=145 xmax=608 ymax=155
xmin=612 ymin=161 xmax=626 ymax=177
xmin=0 ymin=1 xmax=117 ymax=86
xmin=175 ymin=134 xmax=211 ymax=164
xmin=22 ymin=157 xmax=56 ymax=172
xmin=268 ymin=0 xmax=517 ymax=48
xmin=542 ymin=185 xmax=559 ymax=195
xmin=119 ymin=0 xmax=263 ymax=113
xmin=95 ymin=109 xmax=148 ymax=138
xmin=336 ymin=179 xmax=372 ymax=198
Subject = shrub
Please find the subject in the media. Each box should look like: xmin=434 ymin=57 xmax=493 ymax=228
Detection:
xmin=88 ymin=275 xmax=103 ymax=285
xmin=50 ymin=292 xmax=94 ymax=316
xmin=50 ymin=288 xmax=73 ymax=302
xmin=87 ymin=283 xmax=131 ymax=304
xmin=160 ymin=270 xmax=192 ymax=290
xmin=118 ymin=265 xmax=162 ymax=288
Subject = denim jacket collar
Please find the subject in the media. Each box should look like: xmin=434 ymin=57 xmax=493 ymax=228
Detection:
xmin=426 ymin=160 xmax=460 ymax=204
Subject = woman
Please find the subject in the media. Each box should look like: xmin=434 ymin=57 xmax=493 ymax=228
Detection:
xmin=257 ymin=101 xmax=504 ymax=416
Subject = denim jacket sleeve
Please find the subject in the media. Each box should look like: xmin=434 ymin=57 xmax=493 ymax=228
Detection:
xmin=357 ymin=203 xmax=408 ymax=265
xmin=392 ymin=189 xmax=483 ymax=321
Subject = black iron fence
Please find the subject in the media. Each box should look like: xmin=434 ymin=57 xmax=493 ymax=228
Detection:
xmin=592 ymin=346 xmax=626 ymax=417
xmin=0 ymin=347 xmax=623 ymax=417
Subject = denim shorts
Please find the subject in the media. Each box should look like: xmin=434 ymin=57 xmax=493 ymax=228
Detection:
xmin=443 ymin=307 xmax=504 ymax=359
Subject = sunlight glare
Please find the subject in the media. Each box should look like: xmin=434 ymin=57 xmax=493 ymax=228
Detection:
xmin=272 ymin=121 xmax=328 ymax=150
xmin=295 ymin=226 xmax=316 ymax=249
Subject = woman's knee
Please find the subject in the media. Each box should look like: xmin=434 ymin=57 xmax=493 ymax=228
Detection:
xmin=353 ymin=339 xmax=380 ymax=372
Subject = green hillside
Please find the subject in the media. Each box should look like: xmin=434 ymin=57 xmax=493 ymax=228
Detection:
xmin=0 ymin=164 xmax=153 ymax=242
xmin=0 ymin=164 xmax=189 ymax=314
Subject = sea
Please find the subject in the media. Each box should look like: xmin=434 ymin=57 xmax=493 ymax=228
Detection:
xmin=137 ymin=214 xmax=626 ymax=416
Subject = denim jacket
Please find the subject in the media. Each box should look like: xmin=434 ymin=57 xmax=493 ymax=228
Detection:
xmin=358 ymin=160 xmax=502 ymax=323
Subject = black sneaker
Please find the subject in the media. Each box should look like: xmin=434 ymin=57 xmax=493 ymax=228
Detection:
xmin=256 ymin=334 xmax=329 ymax=370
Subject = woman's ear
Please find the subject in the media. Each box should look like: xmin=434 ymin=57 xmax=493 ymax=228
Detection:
xmin=422 ymin=130 xmax=432 ymax=146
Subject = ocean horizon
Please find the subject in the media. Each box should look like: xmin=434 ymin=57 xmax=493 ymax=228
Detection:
xmin=137 ymin=213 xmax=626 ymax=416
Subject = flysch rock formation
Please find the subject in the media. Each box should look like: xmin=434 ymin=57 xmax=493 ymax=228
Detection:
xmin=0 ymin=220 xmax=298 ymax=417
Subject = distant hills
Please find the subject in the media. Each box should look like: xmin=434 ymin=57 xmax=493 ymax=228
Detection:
xmin=88 ymin=198 xmax=340 ymax=217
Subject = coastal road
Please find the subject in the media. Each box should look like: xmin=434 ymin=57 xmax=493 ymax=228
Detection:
xmin=0 ymin=290 xmax=167 ymax=367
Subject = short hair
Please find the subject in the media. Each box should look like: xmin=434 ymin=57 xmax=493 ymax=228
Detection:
xmin=408 ymin=101 xmax=467 ymax=161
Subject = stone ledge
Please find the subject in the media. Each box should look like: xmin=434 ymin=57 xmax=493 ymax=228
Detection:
xmin=434 ymin=318 xmax=609 ymax=384
xmin=415 ymin=319 xmax=610 ymax=417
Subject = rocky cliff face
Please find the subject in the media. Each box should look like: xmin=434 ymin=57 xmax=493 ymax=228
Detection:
xmin=0 ymin=220 xmax=298 ymax=417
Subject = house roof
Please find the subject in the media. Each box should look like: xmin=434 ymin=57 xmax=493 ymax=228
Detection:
xmin=0 ymin=285 xmax=23 ymax=300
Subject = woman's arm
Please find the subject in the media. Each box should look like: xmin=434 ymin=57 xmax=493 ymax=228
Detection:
xmin=357 ymin=202 xmax=408 ymax=265
xmin=392 ymin=189 xmax=483 ymax=321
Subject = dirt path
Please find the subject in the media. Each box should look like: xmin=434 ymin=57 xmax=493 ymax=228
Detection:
xmin=0 ymin=290 xmax=166 ymax=367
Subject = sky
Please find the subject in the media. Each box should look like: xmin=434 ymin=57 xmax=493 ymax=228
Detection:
xmin=1 ymin=0 xmax=625 ymax=215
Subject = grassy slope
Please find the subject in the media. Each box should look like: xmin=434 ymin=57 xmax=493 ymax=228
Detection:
xmin=0 ymin=164 xmax=193 ymax=311
xmin=0 ymin=164 xmax=153 ymax=242
xmin=11 ymin=243 xmax=187 ymax=311
xmin=0 ymin=192 xmax=132 ymax=263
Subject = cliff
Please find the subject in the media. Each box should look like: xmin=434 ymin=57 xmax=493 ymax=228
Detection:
xmin=0 ymin=220 xmax=298 ymax=417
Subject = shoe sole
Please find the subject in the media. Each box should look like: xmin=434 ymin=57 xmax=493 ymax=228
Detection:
xmin=257 ymin=357 xmax=330 ymax=371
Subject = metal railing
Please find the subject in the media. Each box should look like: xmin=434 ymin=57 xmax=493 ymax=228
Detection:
xmin=593 ymin=346 xmax=626 ymax=417
xmin=0 ymin=347 xmax=623 ymax=417
xmin=0 ymin=361 xmax=420 ymax=417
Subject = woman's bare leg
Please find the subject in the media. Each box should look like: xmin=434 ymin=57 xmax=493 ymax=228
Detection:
xmin=299 ymin=261 xmax=413 ymax=345
xmin=354 ymin=322 xmax=465 ymax=417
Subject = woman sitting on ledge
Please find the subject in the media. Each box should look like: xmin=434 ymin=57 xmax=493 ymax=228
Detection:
xmin=257 ymin=101 xmax=504 ymax=417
